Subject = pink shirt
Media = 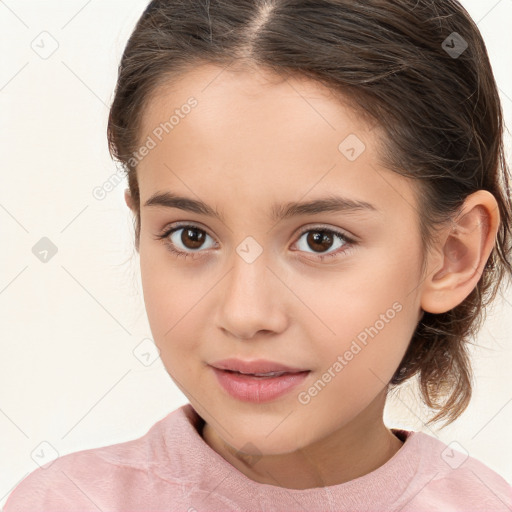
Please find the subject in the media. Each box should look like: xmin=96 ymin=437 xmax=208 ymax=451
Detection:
xmin=4 ymin=403 xmax=512 ymax=511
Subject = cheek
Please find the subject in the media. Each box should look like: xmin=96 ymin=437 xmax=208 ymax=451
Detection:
xmin=140 ymin=252 xmax=170 ymax=332
xmin=298 ymin=250 xmax=420 ymax=372
xmin=139 ymin=248 xmax=183 ymax=338
xmin=297 ymin=295 xmax=417 ymax=427
xmin=139 ymin=248 xmax=211 ymax=366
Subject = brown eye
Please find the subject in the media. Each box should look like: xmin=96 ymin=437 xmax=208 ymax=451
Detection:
xmin=293 ymin=226 xmax=355 ymax=261
xmin=305 ymin=230 xmax=335 ymax=253
xmin=155 ymin=224 xmax=216 ymax=259
xmin=179 ymin=227 xmax=206 ymax=250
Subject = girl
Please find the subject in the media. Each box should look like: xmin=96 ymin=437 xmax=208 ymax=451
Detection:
xmin=5 ymin=0 xmax=512 ymax=510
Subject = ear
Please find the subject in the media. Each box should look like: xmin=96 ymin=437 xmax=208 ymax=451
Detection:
xmin=124 ymin=188 xmax=141 ymax=253
xmin=420 ymin=190 xmax=500 ymax=314
xmin=124 ymin=188 xmax=135 ymax=211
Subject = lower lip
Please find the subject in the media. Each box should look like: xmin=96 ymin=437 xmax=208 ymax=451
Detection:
xmin=211 ymin=367 xmax=310 ymax=403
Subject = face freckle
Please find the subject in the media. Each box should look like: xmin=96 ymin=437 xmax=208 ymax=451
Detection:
xmin=134 ymin=62 xmax=424 ymax=465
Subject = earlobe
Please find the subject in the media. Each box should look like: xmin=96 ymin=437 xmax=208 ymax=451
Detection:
xmin=420 ymin=190 xmax=500 ymax=314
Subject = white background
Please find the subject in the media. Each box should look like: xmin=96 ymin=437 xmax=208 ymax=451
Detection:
xmin=1 ymin=0 xmax=511 ymax=506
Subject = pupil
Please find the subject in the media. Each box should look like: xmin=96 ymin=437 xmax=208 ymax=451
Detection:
xmin=308 ymin=231 xmax=333 ymax=252
xmin=182 ymin=228 xmax=205 ymax=249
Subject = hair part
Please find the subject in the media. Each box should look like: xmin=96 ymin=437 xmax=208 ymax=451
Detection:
xmin=107 ymin=0 xmax=512 ymax=428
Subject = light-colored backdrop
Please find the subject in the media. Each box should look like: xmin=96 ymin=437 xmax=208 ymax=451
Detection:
xmin=1 ymin=0 xmax=511 ymax=506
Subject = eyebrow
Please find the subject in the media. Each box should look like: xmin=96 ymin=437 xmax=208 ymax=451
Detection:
xmin=143 ymin=191 xmax=379 ymax=222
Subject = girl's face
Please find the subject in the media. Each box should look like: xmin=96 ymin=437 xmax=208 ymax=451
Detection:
xmin=134 ymin=63 xmax=426 ymax=455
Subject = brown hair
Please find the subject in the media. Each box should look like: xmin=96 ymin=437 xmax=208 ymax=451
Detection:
xmin=107 ymin=0 xmax=512 ymax=428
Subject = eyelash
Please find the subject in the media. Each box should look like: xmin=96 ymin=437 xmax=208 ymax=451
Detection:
xmin=153 ymin=222 xmax=356 ymax=262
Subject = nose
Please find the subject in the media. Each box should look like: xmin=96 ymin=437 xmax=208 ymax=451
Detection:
xmin=214 ymin=251 xmax=289 ymax=340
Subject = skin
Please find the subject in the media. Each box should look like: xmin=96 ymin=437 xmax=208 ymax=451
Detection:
xmin=125 ymin=63 xmax=500 ymax=489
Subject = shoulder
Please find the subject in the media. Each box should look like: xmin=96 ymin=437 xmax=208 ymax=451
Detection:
xmin=402 ymin=430 xmax=512 ymax=512
xmin=3 ymin=406 xmax=191 ymax=511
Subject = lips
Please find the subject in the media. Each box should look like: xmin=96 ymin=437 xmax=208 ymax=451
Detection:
xmin=209 ymin=358 xmax=309 ymax=375
xmin=210 ymin=365 xmax=311 ymax=403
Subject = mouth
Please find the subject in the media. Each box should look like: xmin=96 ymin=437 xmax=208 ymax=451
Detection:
xmin=209 ymin=357 xmax=310 ymax=375
xmin=209 ymin=364 xmax=311 ymax=403
xmin=220 ymin=369 xmax=303 ymax=378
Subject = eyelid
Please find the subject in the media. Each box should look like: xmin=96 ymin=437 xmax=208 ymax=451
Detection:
xmin=294 ymin=223 xmax=357 ymax=241
xmin=155 ymin=221 xmax=215 ymax=241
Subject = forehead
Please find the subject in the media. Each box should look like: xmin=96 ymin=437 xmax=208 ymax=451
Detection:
xmin=136 ymin=63 xmax=419 ymax=222
xmin=140 ymin=62 xmax=365 ymax=142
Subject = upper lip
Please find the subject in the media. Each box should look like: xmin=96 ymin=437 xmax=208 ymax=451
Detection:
xmin=209 ymin=358 xmax=309 ymax=374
